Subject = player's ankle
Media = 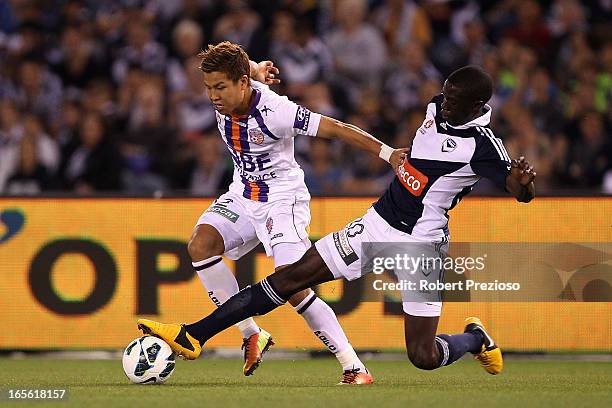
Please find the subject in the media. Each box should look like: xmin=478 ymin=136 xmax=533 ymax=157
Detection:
xmin=336 ymin=346 xmax=366 ymax=372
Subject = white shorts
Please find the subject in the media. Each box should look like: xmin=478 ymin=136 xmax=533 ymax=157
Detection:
xmin=315 ymin=207 xmax=448 ymax=317
xmin=196 ymin=191 xmax=311 ymax=268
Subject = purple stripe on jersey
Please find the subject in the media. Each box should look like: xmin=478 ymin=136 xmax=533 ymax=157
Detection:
xmin=240 ymin=178 xmax=269 ymax=202
xmin=253 ymin=108 xmax=280 ymax=140
xmin=237 ymin=115 xmax=255 ymax=201
xmin=255 ymin=179 xmax=269 ymax=202
xmin=237 ymin=116 xmax=250 ymax=152
xmin=224 ymin=117 xmax=240 ymax=166
xmin=248 ymin=89 xmax=262 ymax=116
xmin=241 ymin=177 xmax=252 ymax=200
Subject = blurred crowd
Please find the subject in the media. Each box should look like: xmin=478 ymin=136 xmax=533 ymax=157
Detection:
xmin=0 ymin=0 xmax=610 ymax=196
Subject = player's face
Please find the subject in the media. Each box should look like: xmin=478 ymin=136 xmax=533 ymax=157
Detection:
xmin=440 ymin=80 xmax=480 ymax=126
xmin=203 ymin=71 xmax=249 ymax=115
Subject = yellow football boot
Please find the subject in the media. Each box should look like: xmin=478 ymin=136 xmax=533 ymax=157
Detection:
xmin=464 ymin=317 xmax=503 ymax=375
xmin=242 ymin=329 xmax=274 ymax=376
xmin=137 ymin=319 xmax=201 ymax=360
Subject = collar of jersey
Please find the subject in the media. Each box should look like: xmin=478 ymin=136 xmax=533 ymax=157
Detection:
xmin=446 ymin=104 xmax=491 ymax=129
xmin=225 ymin=88 xmax=262 ymax=124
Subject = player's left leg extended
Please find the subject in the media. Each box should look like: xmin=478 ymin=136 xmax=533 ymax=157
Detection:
xmin=403 ymin=309 xmax=503 ymax=374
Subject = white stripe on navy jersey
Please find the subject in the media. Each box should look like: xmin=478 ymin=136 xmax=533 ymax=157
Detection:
xmin=479 ymin=127 xmax=510 ymax=162
xmin=477 ymin=127 xmax=503 ymax=161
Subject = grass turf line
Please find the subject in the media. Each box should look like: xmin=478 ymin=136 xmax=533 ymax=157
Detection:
xmin=0 ymin=359 xmax=610 ymax=408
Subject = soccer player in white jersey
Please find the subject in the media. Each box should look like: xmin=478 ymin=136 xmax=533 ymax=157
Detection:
xmin=178 ymin=41 xmax=406 ymax=384
xmin=139 ymin=66 xmax=534 ymax=378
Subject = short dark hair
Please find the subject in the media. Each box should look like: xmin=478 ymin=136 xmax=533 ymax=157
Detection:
xmin=198 ymin=41 xmax=250 ymax=82
xmin=447 ymin=65 xmax=493 ymax=103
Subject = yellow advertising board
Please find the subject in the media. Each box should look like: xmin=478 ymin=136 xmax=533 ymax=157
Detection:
xmin=0 ymin=197 xmax=610 ymax=351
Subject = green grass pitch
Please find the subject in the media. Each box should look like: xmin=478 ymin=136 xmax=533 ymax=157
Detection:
xmin=1 ymin=358 xmax=610 ymax=407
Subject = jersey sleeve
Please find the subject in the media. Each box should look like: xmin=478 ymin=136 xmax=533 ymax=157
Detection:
xmin=270 ymin=94 xmax=321 ymax=137
xmin=470 ymin=132 xmax=511 ymax=190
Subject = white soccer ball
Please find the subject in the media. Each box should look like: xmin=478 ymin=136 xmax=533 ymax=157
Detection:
xmin=122 ymin=336 xmax=176 ymax=384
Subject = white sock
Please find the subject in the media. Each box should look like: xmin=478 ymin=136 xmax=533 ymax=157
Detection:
xmin=336 ymin=347 xmax=366 ymax=373
xmin=193 ymin=257 xmax=260 ymax=338
xmin=294 ymin=291 xmax=366 ymax=372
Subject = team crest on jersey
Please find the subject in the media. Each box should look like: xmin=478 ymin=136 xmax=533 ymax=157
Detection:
xmin=442 ymin=138 xmax=457 ymax=152
xmin=266 ymin=217 xmax=273 ymax=233
xmin=248 ymin=128 xmax=265 ymax=145
xmin=424 ymin=119 xmax=434 ymax=128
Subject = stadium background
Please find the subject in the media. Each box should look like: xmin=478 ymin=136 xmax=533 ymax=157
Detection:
xmin=0 ymin=0 xmax=610 ymax=354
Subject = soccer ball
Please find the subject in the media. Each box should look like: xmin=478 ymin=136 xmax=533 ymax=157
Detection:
xmin=122 ymin=336 xmax=176 ymax=384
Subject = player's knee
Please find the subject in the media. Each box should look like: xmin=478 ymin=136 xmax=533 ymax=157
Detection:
xmin=268 ymin=269 xmax=299 ymax=298
xmin=287 ymin=289 xmax=312 ymax=308
xmin=268 ymin=246 xmax=328 ymax=299
xmin=407 ymin=344 xmax=439 ymax=371
xmin=187 ymin=231 xmax=222 ymax=261
xmin=268 ymin=264 xmax=308 ymax=299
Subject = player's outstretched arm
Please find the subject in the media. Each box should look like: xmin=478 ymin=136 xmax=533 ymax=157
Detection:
xmin=505 ymin=156 xmax=536 ymax=203
xmin=249 ymin=60 xmax=280 ymax=85
xmin=317 ymin=115 xmax=409 ymax=172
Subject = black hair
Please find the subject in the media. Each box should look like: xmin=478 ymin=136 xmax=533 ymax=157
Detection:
xmin=447 ymin=65 xmax=493 ymax=103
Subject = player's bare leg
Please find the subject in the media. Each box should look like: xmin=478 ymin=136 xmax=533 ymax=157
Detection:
xmin=403 ymin=315 xmax=441 ymax=370
xmin=188 ymin=224 xmax=272 ymax=375
xmin=403 ymin=313 xmax=502 ymax=374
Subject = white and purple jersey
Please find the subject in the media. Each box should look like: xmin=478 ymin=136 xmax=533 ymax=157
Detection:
xmin=215 ymin=81 xmax=321 ymax=202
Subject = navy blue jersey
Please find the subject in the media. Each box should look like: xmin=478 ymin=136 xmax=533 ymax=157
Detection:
xmin=373 ymin=95 xmax=511 ymax=240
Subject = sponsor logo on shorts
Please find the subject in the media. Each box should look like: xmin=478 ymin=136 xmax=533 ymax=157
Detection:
xmin=397 ymin=161 xmax=428 ymax=197
xmin=207 ymin=206 xmax=239 ymax=223
xmin=332 ymin=230 xmax=358 ymax=266
xmin=266 ymin=217 xmax=274 ymax=233
xmin=271 ymin=233 xmax=283 ymax=240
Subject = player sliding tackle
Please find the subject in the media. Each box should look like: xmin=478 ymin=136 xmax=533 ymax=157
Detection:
xmin=139 ymin=65 xmax=535 ymax=380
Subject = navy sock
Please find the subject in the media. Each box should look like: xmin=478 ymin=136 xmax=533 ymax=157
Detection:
xmin=185 ymin=278 xmax=286 ymax=345
xmin=435 ymin=332 xmax=483 ymax=367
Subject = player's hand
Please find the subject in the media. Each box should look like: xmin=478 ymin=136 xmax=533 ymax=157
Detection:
xmin=390 ymin=148 xmax=410 ymax=175
xmin=254 ymin=61 xmax=280 ymax=85
xmin=510 ymin=156 xmax=536 ymax=186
